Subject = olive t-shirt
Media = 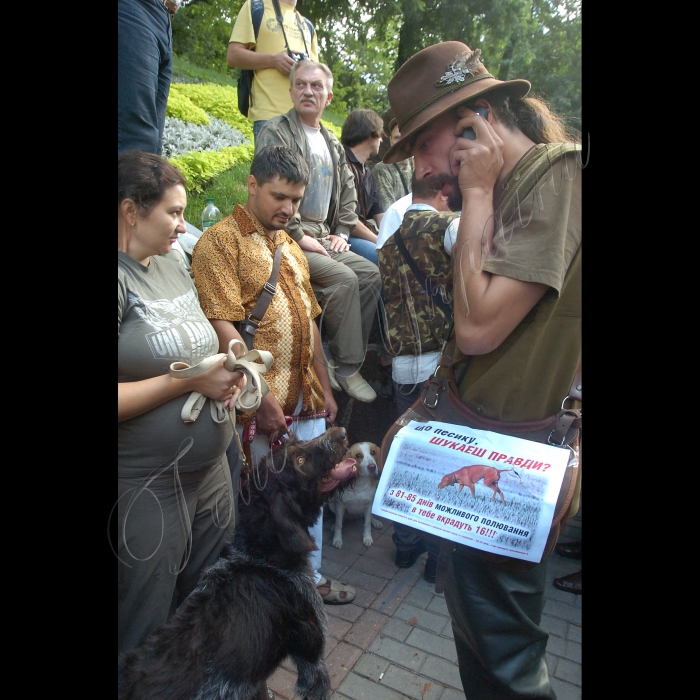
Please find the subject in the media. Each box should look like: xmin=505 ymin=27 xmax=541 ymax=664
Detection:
xmin=457 ymin=146 xmax=582 ymax=422
xmin=118 ymin=252 xmax=233 ymax=476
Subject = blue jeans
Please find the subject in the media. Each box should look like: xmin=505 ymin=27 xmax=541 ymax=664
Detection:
xmin=348 ymin=236 xmax=379 ymax=265
xmin=118 ymin=0 xmax=173 ymax=155
xmin=253 ymin=120 xmax=268 ymax=143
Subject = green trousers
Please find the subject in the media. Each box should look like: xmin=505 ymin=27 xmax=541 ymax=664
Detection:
xmin=444 ymin=546 xmax=557 ymax=699
xmin=117 ymin=456 xmax=234 ymax=654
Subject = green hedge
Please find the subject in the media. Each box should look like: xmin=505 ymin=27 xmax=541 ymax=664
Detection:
xmin=164 ymin=81 xmax=344 ymax=192
xmin=165 ymin=86 xmax=210 ymax=125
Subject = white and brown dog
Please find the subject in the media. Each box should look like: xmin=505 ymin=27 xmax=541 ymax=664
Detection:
xmin=328 ymin=442 xmax=384 ymax=548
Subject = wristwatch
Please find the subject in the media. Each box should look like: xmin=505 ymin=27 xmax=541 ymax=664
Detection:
xmin=336 ymin=232 xmax=349 ymax=242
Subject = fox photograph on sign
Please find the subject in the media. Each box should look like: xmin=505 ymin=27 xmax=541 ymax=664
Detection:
xmin=372 ymin=419 xmax=574 ymax=563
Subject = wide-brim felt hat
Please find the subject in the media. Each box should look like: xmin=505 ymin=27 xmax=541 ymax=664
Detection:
xmin=383 ymin=41 xmax=531 ymax=164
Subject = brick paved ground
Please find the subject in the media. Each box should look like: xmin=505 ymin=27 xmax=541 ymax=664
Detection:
xmin=266 ymin=342 xmax=582 ymax=699
xmin=267 ymin=507 xmax=583 ymax=700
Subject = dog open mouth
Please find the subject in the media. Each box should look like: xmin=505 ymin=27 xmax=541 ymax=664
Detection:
xmin=320 ymin=456 xmax=357 ymax=493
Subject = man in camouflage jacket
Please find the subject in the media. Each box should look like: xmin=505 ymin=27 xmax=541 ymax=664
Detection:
xmin=377 ymin=175 xmax=459 ymax=582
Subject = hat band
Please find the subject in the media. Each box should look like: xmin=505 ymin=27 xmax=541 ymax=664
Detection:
xmin=398 ymin=72 xmax=494 ymax=132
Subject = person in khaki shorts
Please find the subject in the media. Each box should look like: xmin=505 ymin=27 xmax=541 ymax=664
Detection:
xmin=256 ymin=59 xmax=381 ymax=403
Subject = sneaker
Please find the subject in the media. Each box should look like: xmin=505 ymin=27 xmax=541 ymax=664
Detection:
xmin=336 ymin=371 xmax=377 ymax=403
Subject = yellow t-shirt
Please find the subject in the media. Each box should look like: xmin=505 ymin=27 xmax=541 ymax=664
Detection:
xmin=230 ymin=0 xmax=319 ymax=122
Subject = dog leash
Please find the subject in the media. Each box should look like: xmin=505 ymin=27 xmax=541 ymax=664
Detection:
xmin=169 ymin=339 xmax=273 ymax=422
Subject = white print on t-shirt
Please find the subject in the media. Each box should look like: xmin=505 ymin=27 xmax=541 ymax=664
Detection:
xmin=127 ymin=289 xmax=217 ymax=364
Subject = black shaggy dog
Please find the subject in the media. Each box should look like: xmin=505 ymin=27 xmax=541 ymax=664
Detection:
xmin=118 ymin=425 xmax=351 ymax=700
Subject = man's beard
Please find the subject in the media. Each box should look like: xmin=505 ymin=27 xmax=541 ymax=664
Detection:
xmin=425 ymin=173 xmax=463 ymax=211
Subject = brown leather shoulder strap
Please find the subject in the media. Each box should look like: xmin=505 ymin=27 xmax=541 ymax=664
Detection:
xmin=239 ymin=244 xmax=283 ymax=350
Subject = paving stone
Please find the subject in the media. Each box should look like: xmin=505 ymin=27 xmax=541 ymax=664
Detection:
xmin=322 ymin=559 xmax=352 ymax=580
xmin=380 ymin=617 xmax=414 ymax=642
xmin=543 ymin=599 xmax=582 ymax=625
xmin=344 ymin=609 xmax=389 ymax=649
xmin=405 ymin=627 xmax=458 ymax=663
xmin=372 ymin=572 xmax=417 ymax=616
xmin=546 ymin=652 xmax=558 ymax=675
xmin=546 ymin=632 xmax=566 ymax=656
xmin=404 ymin=587 xmax=433 ymax=609
xmin=440 ymin=618 xmax=454 ymax=639
xmin=352 ymin=554 xmax=398 ymax=579
xmin=267 ymin=665 xmax=298 ymax=699
xmin=353 ymin=652 xmax=390 ymax=681
xmin=540 ymin=613 xmax=568 ymax=638
xmin=567 ymin=622 xmax=582 ymax=644
xmin=381 ymin=664 xmax=445 ymax=699
xmin=322 ymin=543 xmax=361 ymax=567
xmin=325 ymin=642 xmax=364 ymax=690
xmin=341 ymin=567 xmax=394 ymax=592
xmin=327 ymin=615 xmax=353 ymax=641
xmin=394 ymin=602 xmax=447 ymax=634
xmin=550 ymin=677 xmax=582 ymax=700
xmin=368 ymin=635 xmax=428 ymax=671
xmin=420 ymin=654 xmax=464 ymax=690
xmin=553 ymin=658 xmax=582 ymax=685
xmin=564 ymin=640 xmax=582 ymax=663
xmin=440 ymin=688 xmax=467 ymax=700
xmin=336 ymin=671 xmax=405 ymax=699
xmin=427 ymin=595 xmax=450 ymax=617
xmin=325 ymin=602 xmax=365 ymax=623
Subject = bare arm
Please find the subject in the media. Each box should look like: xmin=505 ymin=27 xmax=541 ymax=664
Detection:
xmin=450 ymin=111 xmax=548 ymax=355
xmin=118 ymin=358 xmax=244 ymax=422
xmin=350 ymin=219 xmax=379 ymax=244
xmin=227 ymin=41 xmax=296 ymax=76
xmin=313 ymin=321 xmax=337 ymax=423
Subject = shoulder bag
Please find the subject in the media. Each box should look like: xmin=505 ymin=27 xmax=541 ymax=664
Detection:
xmin=380 ymin=333 xmax=581 ymax=587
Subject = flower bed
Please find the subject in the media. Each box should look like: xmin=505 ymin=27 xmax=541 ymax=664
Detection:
xmin=164 ymin=82 xmax=344 ymax=193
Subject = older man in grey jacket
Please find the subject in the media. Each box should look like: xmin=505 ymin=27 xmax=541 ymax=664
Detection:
xmin=255 ymin=60 xmax=380 ymax=403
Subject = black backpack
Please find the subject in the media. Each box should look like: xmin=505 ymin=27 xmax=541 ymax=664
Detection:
xmin=237 ymin=0 xmax=315 ymax=118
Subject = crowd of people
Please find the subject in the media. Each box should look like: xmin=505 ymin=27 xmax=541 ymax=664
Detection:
xmin=118 ymin=4 xmax=582 ymax=698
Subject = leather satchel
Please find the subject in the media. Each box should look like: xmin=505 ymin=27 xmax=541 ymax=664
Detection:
xmin=381 ymin=334 xmax=581 ymax=583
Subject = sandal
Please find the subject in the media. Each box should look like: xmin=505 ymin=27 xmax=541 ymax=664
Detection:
xmin=317 ymin=577 xmax=355 ymax=605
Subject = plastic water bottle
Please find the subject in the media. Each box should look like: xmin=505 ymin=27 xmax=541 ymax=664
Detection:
xmin=201 ymin=198 xmax=222 ymax=232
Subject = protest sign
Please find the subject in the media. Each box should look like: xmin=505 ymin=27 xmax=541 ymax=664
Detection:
xmin=372 ymin=419 xmax=572 ymax=563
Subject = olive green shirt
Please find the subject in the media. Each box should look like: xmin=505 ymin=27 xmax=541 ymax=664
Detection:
xmin=457 ymin=145 xmax=582 ymax=422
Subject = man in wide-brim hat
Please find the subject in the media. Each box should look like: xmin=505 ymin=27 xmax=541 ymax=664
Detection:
xmin=384 ymin=41 xmax=582 ymax=700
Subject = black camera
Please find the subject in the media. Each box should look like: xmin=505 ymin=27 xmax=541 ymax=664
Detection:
xmin=461 ymin=105 xmax=490 ymax=140
xmin=288 ymin=50 xmax=309 ymax=62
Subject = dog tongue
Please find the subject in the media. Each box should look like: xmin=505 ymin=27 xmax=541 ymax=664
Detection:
xmin=319 ymin=458 xmax=356 ymax=493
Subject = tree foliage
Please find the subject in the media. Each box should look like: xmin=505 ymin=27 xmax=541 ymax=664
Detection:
xmin=173 ymin=0 xmax=581 ymax=124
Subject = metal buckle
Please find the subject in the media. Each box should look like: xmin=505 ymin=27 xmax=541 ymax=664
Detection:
xmin=263 ymin=281 xmax=277 ymax=295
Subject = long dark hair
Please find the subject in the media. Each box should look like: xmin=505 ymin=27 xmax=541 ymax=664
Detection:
xmin=118 ymin=150 xmax=187 ymax=216
xmin=477 ymin=91 xmax=579 ymax=145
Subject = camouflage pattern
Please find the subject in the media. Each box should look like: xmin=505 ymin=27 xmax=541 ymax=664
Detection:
xmin=372 ymin=158 xmax=414 ymax=210
xmin=378 ymin=209 xmax=459 ymax=356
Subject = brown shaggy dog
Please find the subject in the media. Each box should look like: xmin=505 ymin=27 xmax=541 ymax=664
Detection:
xmin=118 ymin=426 xmax=350 ymax=700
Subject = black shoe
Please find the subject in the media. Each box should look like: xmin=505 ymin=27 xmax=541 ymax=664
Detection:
xmin=555 ymin=540 xmax=582 ymax=559
xmin=553 ymin=569 xmax=582 ymax=594
xmin=423 ymin=557 xmax=438 ymax=583
xmin=395 ymin=543 xmax=427 ymax=568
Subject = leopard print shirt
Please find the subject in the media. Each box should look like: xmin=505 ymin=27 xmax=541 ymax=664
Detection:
xmin=191 ymin=205 xmax=325 ymax=420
